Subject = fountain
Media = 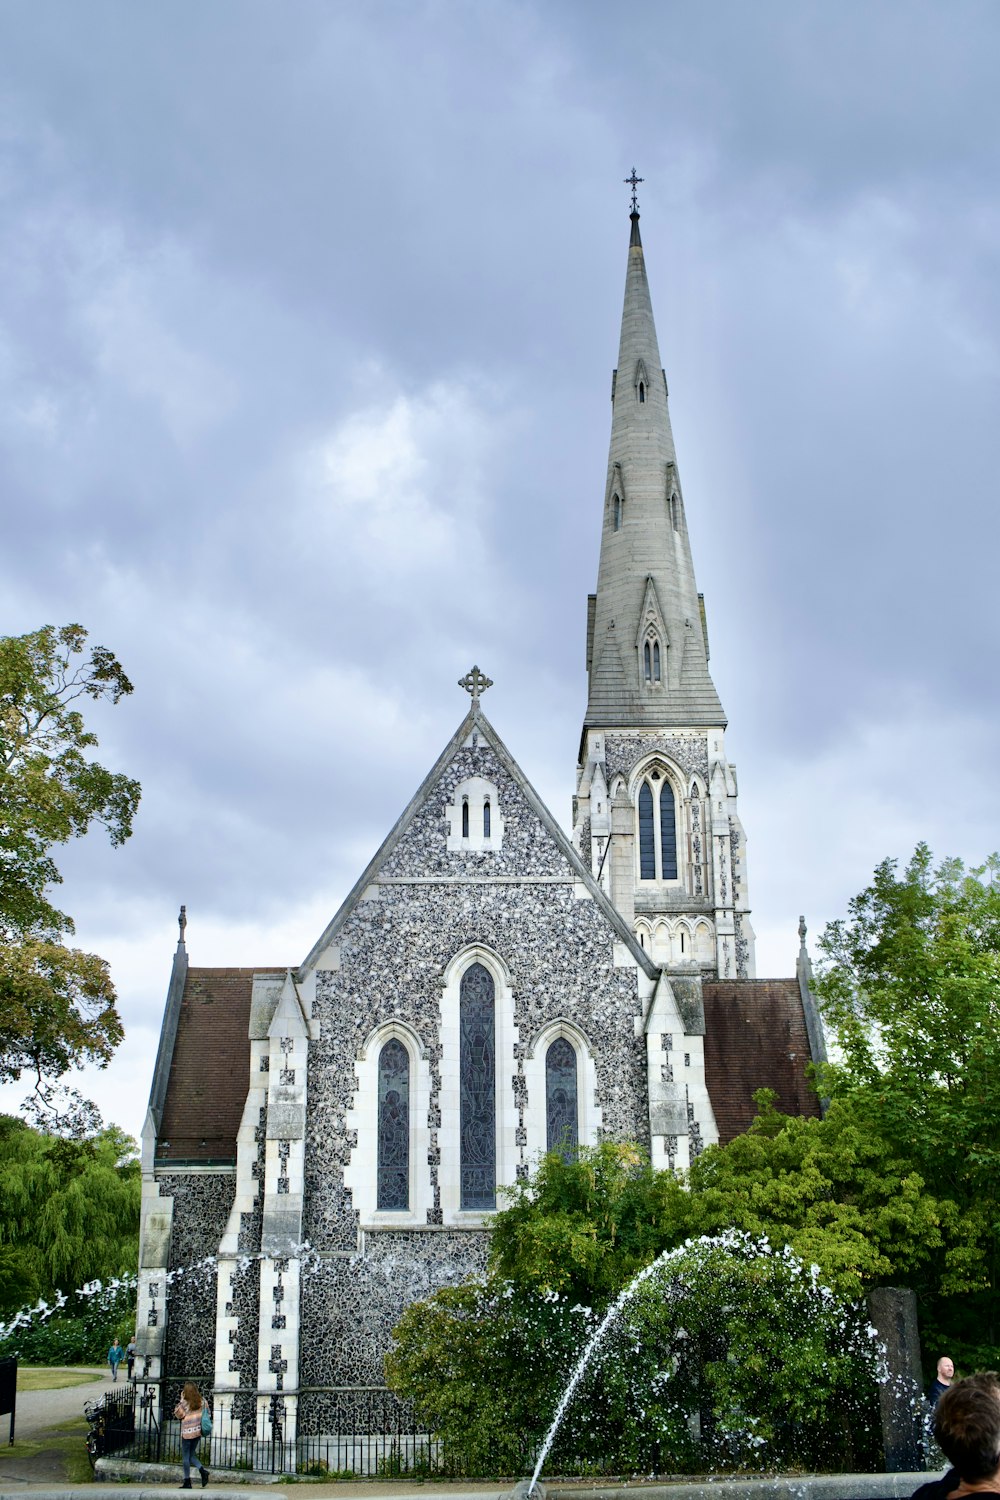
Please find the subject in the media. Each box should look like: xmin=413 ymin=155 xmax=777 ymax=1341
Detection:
xmin=526 ymin=1231 xmax=888 ymax=1492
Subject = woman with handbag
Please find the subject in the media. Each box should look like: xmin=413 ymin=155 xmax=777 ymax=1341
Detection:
xmin=173 ymin=1383 xmax=210 ymax=1489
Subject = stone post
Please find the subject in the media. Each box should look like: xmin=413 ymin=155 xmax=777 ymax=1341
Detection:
xmin=867 ymin=1285 xmax=924 ymax=1472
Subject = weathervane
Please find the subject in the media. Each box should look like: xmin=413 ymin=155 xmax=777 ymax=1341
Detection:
xmin=458 ymin=665 xmax=493 ymax=704
xmin=624 ymin=167 xmax=644 ymax=214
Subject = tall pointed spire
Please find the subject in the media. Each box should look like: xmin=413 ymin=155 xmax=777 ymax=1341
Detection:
xmin=584 ymin=203 xmax=724 ymax=729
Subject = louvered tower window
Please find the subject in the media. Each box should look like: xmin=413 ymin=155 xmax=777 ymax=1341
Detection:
xmin=638 ymin=771 xmax=678 ymax=881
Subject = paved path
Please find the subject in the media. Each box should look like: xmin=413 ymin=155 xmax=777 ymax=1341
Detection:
xmin=7 ymin=1369 xmax=110 ymax=1441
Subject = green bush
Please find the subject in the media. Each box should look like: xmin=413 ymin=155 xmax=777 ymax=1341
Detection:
xmin=387 ymin=1233 xmax=884 ymax=1478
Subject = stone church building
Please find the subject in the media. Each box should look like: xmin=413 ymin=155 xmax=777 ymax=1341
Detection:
xmin=136 ymin=204 xmax=825 ymax=1442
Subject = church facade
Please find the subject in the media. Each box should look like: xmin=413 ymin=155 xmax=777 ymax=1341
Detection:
xmin=136 ymin=205 xmax=824 ymax=1444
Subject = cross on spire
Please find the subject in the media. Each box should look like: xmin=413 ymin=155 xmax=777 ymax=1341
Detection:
xmin=458 ymin=665 xmax=493 ymax=704
xmin=624 ymin=167 xmax=644 ymax=214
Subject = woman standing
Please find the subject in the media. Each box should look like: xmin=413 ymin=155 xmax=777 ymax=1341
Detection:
xmin=107 ymin=1338 xmax=124 ymax=1383
xmin=173 ymin=1383 xmax=209 ymax=1489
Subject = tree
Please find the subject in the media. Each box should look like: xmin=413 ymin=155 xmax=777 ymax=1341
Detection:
xmin=0 ymin=1113 xmax=140 ymax=1315
xmin=0 ymin=624 xmax=141 ymax=1098
xmin=814 ymin=844 xmax=1000 ymax=1359
xmin=488 ymin=1139 xmax=685 ymax=1305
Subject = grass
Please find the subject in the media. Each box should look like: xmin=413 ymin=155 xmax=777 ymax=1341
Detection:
xmin=17 ymin=1365 xmax=106 ymax=1392
xmin=0 ymin=1417 xmax=95 ymax=1484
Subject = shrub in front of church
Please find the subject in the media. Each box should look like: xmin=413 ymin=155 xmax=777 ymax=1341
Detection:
xmin=386 ymin=1232 xmax=885 ymax=1477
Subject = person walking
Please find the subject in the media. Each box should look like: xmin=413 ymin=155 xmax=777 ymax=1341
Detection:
xmin=126 ymin=1336 xmax=137 ymax=1380
xmin=107 ymin=1338 xmax=124 ymax=1382
xmin=174 ymin=1382 xmax=210 ymax=1489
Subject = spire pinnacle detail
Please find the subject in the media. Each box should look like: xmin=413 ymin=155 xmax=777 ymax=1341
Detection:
xmin=624 ymin=167 xmax=644 ymax=214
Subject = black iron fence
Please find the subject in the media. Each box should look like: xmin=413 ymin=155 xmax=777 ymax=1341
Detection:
xmin=106 ymin=1384 xmax=466 ymax=1479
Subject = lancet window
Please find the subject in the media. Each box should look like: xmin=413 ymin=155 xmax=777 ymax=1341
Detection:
xmin=637 ymin=769 xmax=678 ymax=881
xmin=459 ymin=962 xmax=496 ymax=1210
xmin=613 ymin=494 xmax=622 ymax=531
xmin=643 ymin=638 xmax=662 ymax=683
xmin=376 ymin=1038 xmax=409 ymax=1210
xmin=545 ymin=1038 xmax=578 ymax=1160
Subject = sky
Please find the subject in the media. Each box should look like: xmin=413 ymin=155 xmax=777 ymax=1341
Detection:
xmin=2 ymin=0 xmax=999 ymax=1144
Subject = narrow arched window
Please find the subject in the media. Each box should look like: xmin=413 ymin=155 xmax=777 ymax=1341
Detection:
xmin=639 ymin=382 xmax=645 ymax=403
xmin=670 ymin=494 xmax=679 ymax=530
xmin=546 ymin=1037 xmax=578 ymax=1160
xmin=483 ymin=798 xmax=491 ymax=838
xmin=613 ymin=495 xmax=621 ymax=531
xmin=377 ymin=1039 xmax=409 ymax=1210
xmin=643 ymin=641 xmax=651 ymax=681
xmin=638 ymin=782 xmax=655 ymax=880
xmin=460 ymin=963 xmax=495 ymax=1210
xmin=461 ymin=798 xmax=469 ymax=838
xmin=653 ymin=642 xmax=661 ymax=682
xmin=660 ymin=779 xmax=678 ymax=880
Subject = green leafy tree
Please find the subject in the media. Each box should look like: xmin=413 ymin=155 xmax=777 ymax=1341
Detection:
xmin=0 ymin=624 xmax=140 ymax=1097
xmin=488 ymin=1140 xmax=685 ymax=1304
xmin=0 ymin=1113 xmax=140 ymax=1316
xmin=679 ymin=1091 xmax=953 ymax=1299
xmin=815 ymin=844 xmax=1000 ymax=1358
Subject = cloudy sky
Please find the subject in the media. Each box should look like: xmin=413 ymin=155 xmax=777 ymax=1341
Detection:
xmin=2 ymin=0 xmax=998 ymax=1143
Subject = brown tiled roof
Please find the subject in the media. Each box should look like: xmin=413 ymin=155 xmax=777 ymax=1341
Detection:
xmin=156 ymin=968 xmax=263 ymax=1164
xmin=702 ymin=979 xmax=821 ymax=1144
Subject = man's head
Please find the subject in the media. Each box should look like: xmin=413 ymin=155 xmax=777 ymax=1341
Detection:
xmin=939 ymin=1357 xmax=956 ymax=1383
xmin=935 ymin=1374 xmax=1000 ymax=1483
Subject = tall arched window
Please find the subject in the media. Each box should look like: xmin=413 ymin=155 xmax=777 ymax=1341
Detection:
xmin=545 ymin=1038 xmax=577 ymax=1159
xmin=613 ymin=495 xmax=621 ymax=531
xmin=643 ymin=641 xmax=651 ymax=681
xmin=460 ymin=963 xmax=495 ymax=1209
xmin=638 ymin=380 xmax=645 ymax=403
xmin=483 ymin=798 xmax=491 ymax=838
xmin=377 ymin=1039 xmax=409 ymax=1210
xmin=652 ymin=641 xmax=661 ymax=682
xmin=637 ymin=771 xmax=678 ymax=881
xmin=638 ymin=782 xmax=656 ymax=879
xmin=461 ymin=798 xmax=469 ymax=838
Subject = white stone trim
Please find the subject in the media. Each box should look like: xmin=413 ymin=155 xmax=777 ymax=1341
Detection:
xmin=438 ymin=943 xmax=518 ymax=1223
xmin=523 ymin=1019 xmax=601 ymax=1163
xmin=344 ymin=1021 xmax=433 ymax=1227
xmin=445 ymin=775 xmax=505 ymax=852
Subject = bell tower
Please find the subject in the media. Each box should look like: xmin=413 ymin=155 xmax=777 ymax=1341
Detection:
xmin=574 ymin=187 xmax=755 ymax=979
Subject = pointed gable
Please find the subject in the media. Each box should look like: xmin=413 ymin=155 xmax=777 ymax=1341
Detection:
xmin=300 ymin=703 xmax=656 ymax=981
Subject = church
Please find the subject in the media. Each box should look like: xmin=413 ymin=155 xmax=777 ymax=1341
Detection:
xmin=135 ymin=197 xmax=825 ymax=1445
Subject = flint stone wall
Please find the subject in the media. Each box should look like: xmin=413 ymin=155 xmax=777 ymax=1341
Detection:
xmin=298 ymin=1229 xmax=488 ymax=1424
xmin=157 ymin=1170 xmax=234 ymax=1391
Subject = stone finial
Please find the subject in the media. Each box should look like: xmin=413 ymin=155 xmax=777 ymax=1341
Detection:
xmin=178 ymin=905 xmax=187 ymax=947
xmin=798 ymin=914 xmax=807 ymax=949
xmin=458 ymin=665 xmax=493 ymax=705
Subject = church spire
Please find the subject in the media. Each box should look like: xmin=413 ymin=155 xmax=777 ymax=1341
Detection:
xmin=584 ymin=202 xmax=725 ymax=729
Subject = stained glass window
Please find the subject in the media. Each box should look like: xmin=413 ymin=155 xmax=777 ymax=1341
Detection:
xmin=546 ymin=1038 xmax=577 ymax=1159
xmin=638 ymin=781 xmax=655 ymax=879
xmin=377 ymin=1038 xmax=409 ymax=1211
xmin=660 ymin=780 xmax=677 ymax=880
xmin=460 ymin=962 xmax=495 ymax=1210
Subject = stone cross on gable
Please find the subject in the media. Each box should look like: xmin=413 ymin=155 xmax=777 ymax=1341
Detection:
xmin=458 ymin=665 xmax=493 ymax=704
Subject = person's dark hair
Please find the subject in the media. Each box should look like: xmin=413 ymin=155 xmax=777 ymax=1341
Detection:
xmin=935 ymin=1375 xmax=1000 ymax=1482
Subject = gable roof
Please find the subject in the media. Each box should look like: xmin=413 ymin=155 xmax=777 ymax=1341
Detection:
xmin=298 ymin=700 xmax=658 ymax=981
xmin=155 ymin=967 xmax=275 ymax=1165
xmin=702 ymin=978 xmax=822 ymax=1143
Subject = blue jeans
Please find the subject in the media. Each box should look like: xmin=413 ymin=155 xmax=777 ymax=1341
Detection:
xmin=181 ymin=1436 xmax=204 ymax=1480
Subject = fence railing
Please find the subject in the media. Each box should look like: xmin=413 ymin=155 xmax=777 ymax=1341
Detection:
xmin=102 ymin=1384 xmax=473 ymax=1479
